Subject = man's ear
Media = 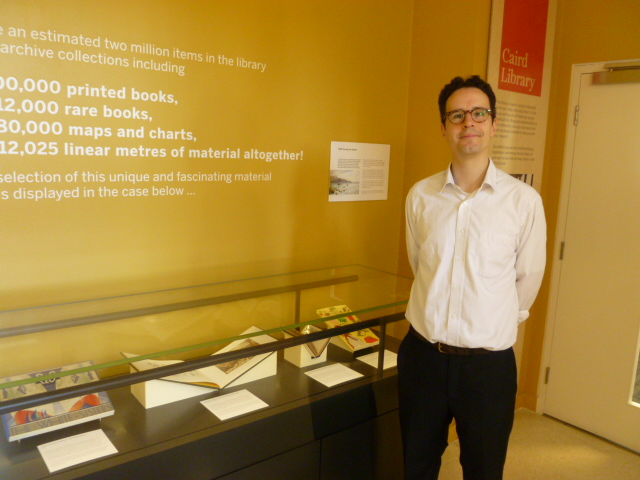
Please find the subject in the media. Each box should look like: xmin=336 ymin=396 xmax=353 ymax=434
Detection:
xmin=490 ymin=117 xmax=498 ymax=137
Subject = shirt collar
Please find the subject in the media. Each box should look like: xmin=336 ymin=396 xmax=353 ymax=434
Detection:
xmin=441 ymin=159 xmax=497 ymax=193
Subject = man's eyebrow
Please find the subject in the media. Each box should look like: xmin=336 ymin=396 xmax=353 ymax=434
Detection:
xmin=447 ymin=106 xmax=489 ymax=111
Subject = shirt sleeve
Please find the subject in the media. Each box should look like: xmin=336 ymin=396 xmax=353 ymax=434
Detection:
xmin=405 ymin=189 xmax=420 ymax=277
xmin=515 ymin=194 xmax=547 ymax=323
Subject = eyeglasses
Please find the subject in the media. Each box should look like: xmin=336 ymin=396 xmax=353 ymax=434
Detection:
xmin=443 ymin=108 xmax=493 ymax=125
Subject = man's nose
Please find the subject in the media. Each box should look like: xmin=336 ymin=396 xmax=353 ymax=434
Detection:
xmin=462 ymin=114 xmax=476 ymax=126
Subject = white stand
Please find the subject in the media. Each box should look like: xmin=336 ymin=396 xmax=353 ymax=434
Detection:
xmin=130 ymin=371 xmax=213 ymax=409
xmin=220 ymin=345 xmax=277 ymax=388
xmin=284 ymin=333 xmax=328 ymax=368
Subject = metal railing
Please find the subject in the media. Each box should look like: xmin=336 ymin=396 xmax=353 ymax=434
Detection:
xmin=0 ymin=312 xmax=405 ymax=415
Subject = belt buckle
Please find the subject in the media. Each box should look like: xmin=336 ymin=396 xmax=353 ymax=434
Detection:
xmin=437 ymin=343 xmax=448 ymax=354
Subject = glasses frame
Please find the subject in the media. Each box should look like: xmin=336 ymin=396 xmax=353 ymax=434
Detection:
xmin=443 ymin=107 xmax=493 ymax=125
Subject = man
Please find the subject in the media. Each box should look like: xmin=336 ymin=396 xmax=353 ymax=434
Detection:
xmin=398 ymin=75 xmax=546 ymax=479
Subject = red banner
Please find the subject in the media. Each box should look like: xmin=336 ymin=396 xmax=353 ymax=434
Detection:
xmin=499 ymin=0 xmax=549 ymax=97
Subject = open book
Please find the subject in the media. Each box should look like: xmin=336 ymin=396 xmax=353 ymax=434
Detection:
xmin=284 ymin=324 xmax=331 ymax=358
xmin=123 ymin=326 xmax=277 ymax=390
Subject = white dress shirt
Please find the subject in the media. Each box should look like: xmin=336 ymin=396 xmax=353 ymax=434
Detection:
xmin=405 ymin=160 xmax=546 ymax=351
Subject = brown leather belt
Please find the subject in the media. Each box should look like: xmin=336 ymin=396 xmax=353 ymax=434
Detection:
xmin=409 ymin=327 xmax=492 ymax=355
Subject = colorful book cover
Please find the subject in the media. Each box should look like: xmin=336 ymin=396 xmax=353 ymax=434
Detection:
xmin=316 ymin=305 xmax=380 ymax=351
xmin=0 ymin=361 xmax=114 ymax=442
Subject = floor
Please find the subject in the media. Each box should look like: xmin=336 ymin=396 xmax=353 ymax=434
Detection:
xmin=438 ymin=409 xmax=640 ymax=480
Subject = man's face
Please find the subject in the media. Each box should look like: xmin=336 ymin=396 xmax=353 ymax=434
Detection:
xmin=441 ymin=87 xmax=497 ymax=159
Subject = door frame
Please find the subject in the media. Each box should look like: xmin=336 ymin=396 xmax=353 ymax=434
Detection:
xmin=536 ymin=59 xmax=640 ymax=414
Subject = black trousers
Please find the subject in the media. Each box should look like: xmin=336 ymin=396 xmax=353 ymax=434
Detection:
xmin=397 ymin=329 xmax=517 ymax=480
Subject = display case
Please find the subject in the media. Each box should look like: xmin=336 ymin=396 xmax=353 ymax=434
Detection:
xmin=0 ymin=265 xmax=412 ymax=480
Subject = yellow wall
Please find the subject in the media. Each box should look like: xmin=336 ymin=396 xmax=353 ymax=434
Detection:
xmin=0 ymin=0 xmax=414 ymax=375
xmin=0 ymin=0 xmax=413 ymax=311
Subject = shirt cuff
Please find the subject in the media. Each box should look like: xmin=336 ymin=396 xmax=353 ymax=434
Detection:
xmin=518 ymin=310 xmax=530 ymax=324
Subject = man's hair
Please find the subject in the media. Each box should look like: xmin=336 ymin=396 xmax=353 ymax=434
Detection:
xmin=438 ymin=75 xmax=496 ymax=125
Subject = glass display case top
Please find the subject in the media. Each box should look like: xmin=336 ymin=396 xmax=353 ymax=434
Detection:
xmin=0 ymin=265 xmax=412 ymax=391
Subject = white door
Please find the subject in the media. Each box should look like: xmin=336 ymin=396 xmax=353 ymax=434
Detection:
xmin=542 ymin=63 xmax=640 ymax=452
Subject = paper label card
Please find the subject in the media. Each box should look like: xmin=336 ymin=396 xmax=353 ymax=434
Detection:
xmin=305 ymin=363 xmax=364 ymax=387
xmin=356 ymin=350 xmax=398 ymax=370
xmin=201 ymin=389 xmax=268 ymax=421
xmin=37 ymin=429 xmax=117 ymax=473
xmin=329 ymin=141 xmax=390 ymax=202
